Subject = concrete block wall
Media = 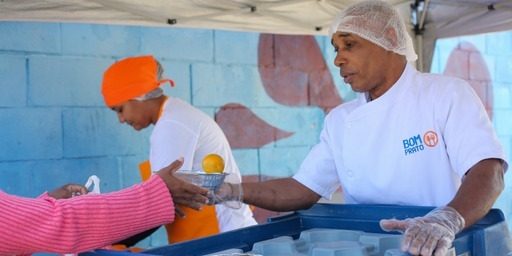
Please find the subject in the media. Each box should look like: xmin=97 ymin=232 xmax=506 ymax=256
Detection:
xmin=0 ymin=21 xmax=333 ymax=192
xmin=0 ymin=21 xmax=348 ymax=247
xmin=0 ymin=22 xmax=156 ymax=199
xmin=2 ymin=19 xmax=512 ymax=246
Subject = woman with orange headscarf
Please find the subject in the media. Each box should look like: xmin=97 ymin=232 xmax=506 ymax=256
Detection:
xmin=101 ymin=55 xmax=256 ymax=246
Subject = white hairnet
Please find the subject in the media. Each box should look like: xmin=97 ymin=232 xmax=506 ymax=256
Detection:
xmin=135 ymin=87 xmax=164 ymax=101
xmin=329 ymin=0 xmax=417 ymax=62
xmin=135 ymin=60 xmax=165 ymax=101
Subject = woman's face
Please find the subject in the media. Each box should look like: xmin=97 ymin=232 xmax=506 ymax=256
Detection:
xmin=111 ymin=100 xmax=154 ymax=131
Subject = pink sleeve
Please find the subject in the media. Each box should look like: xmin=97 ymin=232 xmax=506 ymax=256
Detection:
xmin=0 ymin=175 xmax=175 ymax=254
xmin=37 ymin=192 xmax=51 ymax=199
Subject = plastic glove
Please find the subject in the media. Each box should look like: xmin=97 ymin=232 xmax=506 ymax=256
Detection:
xmin=380 ymin=206 xmax=465 ymax=256
xmin=208 ymin=182 xmax=243 ymax=209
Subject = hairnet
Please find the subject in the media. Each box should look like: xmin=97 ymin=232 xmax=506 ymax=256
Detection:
xmin=134 ymin=87 xmax=164 ymax=101
xmin=101 ymin=55 xmax=174 ymax=107
xmin=329 ymin=0 xmax=417 ymax=62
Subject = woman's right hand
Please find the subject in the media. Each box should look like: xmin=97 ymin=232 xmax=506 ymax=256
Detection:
xmin=156 ymin=158 xmax=209 ymax=215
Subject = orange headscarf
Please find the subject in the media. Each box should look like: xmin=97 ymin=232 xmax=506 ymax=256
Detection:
xmin=101 ymin=55 xmax=174 ymax=107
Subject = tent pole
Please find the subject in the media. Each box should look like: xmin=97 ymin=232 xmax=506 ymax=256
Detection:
xmin=411 ymin=0 xmax=430 ymax=72
xmin=418 ymin=0 xmax=430 ymax=29
xmin=416 ymin=34 xmax=424 ymax=72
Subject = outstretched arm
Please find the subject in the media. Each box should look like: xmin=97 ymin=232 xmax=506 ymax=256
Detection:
xmin=0 ymin=175 xmax=174 ymax=254
xmin=242 ymin=177 xmax=321 ymax=212
xmin=0 ymin=159 xmax=209 ymax=255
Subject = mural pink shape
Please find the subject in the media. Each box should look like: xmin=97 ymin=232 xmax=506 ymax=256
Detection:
xmin=215 ymin=103 xmax=293 ymax=149
xmin=258 ymin=34 xmax=342 ymax=113
xmin=444 ymin=41 xmax=493 ymax=119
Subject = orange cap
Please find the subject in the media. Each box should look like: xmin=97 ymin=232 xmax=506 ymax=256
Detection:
xmin=101 ymin=55 xmax=174 ymax=107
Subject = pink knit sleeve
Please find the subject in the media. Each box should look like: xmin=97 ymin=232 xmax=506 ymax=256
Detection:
xmin=0 ymin=175 xmax=175 ymax=254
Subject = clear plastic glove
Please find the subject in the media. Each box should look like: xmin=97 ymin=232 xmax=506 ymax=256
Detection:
xmin=208 ymin=182 xmax=243 ymax=209
xmin=380 ymin=206 xmax=465 ymax=256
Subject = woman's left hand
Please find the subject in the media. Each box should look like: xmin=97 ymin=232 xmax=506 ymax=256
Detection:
xmin=48 ymin=184 xmax=89 ymax=199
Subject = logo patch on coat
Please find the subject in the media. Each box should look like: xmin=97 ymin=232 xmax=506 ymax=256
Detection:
xmin=403 ymin=131 xmax=438 ymax=155
xmin=423 ymin=131 xmax=438 ymax=147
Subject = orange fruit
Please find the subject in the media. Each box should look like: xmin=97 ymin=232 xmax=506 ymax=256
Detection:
xmin=202 ymin=153 xmax=225 ymax=174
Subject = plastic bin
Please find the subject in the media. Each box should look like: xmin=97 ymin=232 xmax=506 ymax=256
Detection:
xmin=80 ymin=204 xmax=512 ymax=256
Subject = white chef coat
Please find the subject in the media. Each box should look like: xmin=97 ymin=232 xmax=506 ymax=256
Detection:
xmin=294 ymin=64 xmax=507 ymax=206
xmin=150 ymin=97 xmax=257 ymax=231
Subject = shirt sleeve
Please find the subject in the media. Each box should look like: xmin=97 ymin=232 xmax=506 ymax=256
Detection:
xmin=150 ymin=119 xmax=198 ymax=171
xmin=439 ymin=78 xmax=508 ymax=176
xmin=293 ymin=116 xmax=341 ymax=199
xmin=0 ymin=175 xmax=174 ymax=254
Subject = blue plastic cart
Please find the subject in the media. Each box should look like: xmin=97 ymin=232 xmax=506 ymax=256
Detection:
xmin=80 ymin=203 xmax=512 ymax=255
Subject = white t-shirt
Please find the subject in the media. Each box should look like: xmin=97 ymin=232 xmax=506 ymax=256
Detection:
xmin=150 ymin=97 xmax=257 ymax=231
xmin=294 ymin=64 xmax=507 ymax=207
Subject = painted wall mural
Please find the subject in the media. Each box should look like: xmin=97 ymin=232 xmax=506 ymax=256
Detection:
xmin=215 ymin=34 xmax=344 ymax=222
xmin=215 ymin=34 xmax=342 ymax=150
xmin=258 ymin=34 xmax=342 ymax=113
xmin=216 ymin=103 xmax=293 ymax=148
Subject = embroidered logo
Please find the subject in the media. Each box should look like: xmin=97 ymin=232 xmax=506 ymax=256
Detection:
xmin=403 ymin=130 xmax=438 ymax=156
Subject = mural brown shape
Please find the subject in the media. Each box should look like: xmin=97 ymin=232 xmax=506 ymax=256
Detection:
xmin=215 ymin=103 xmax=293 ymax=148
xmin=258 ymin=34 xmax=342 ymax=113
xmin=444 ymin=41 xmax=493 ymax=119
